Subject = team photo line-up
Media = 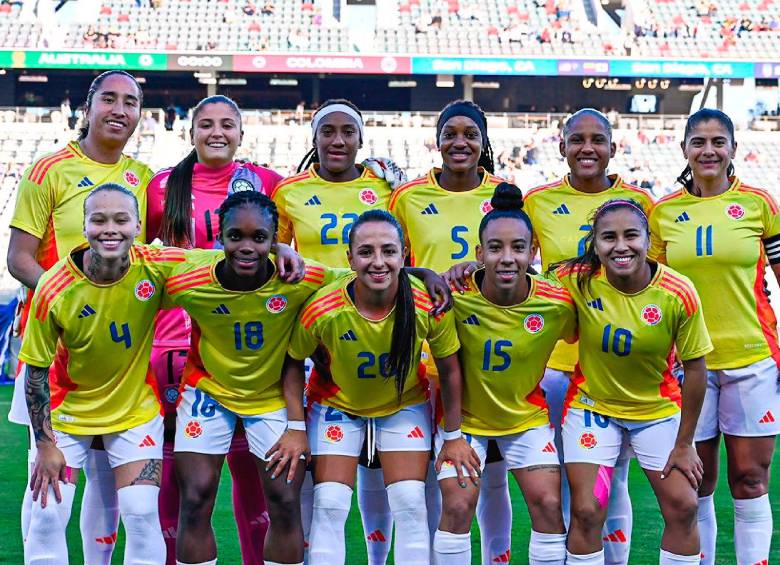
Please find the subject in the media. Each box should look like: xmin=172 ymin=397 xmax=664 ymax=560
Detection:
xmin=5 ymin=69 xmax=778 ymax=565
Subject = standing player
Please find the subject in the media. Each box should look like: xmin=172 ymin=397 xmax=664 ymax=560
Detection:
xmin=523 ymin=109 xmax=654 ymax=565
xmin=146 ymin=95 xmax=303 ymax=565
xmin=271 ymin=99 xmax=398 ymax=563
xmin=389 ymin=99 xmax=512 ymax=563
xmin=557 ymin=199 xmax=711 ymax=565
xmin=433 ymin=183 xmax=574 ymax=565
xmin=7 ymin=70 xmax=152 ymax=564
xmin=649 ymin=109 xmax=780 ymax=565
xmin=287 ymin=210 xmax=476 ymax=565
xmin=20 ymin=184 xmax=181 ymax=565
xmin=163 ymin=191 xmax=328 ymax=565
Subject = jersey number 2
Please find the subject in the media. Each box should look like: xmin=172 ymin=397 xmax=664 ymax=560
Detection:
xmin=321 ymin=213 xmax=359 ymax=245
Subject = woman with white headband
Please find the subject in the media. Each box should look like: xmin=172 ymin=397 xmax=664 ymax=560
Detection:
xmin=270 ymin=99 xmax=403 ymax=564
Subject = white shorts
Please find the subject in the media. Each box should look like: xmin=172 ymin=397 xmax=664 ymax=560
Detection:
xmin=174 ymin=385 xmax=288 ymax=462
xmin=307 ymin=401 xmax=431 ymax=457
xmin=54 ymin=416 xmax=164 ymax=469
xmin=562 ymin=408 xmax=679 ymax=471
xmin=9 ymin=364 xmax=30 ymax=425
xmin=435 ymin=424 xmax=559 ymax=481
xmin=695 ymin=356 xmax=780 ymax=441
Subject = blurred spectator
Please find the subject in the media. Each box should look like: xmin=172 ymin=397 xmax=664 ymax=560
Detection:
xmin=287 ymin=27 xmax=308 ymax=48
xmin=261 ymin=0 xmax=274 ymax=15
xmin=243 ymin=1 xmax=257 ymax=16
xmin=164 ymin=105 xmax=176 ymax=132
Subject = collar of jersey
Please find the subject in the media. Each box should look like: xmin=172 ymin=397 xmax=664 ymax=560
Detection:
xmin=428 ymin=167 xmax=489 ymax=194
xmin=562 ymin=173 xmax=622 ymax=195
xmin=342 ymin=275 xmax=397 ymax=322
xmin=310 ymin=163 xmax=371 ymax=184
xmin=466 ymin=267 xmax=534 ymax=309
xmin=65 ymin=242 xmax=136 ymax=287
xmin=595 ymin=260 xmax=664 ymax=297
xmin=212 ymin=257 xmax=278 ymax=293
xmin=682 ymin=176 xmax=740 ymax=201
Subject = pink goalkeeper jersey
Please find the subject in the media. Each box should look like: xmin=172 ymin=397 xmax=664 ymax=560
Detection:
xmin=146 ymin=161 xmax=282 ymax=349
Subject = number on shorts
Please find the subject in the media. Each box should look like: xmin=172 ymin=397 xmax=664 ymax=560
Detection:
xmin=233 ymin=321 xmax=264 ymax=350
xmin=324 ymin=406 xmax=342 ymax=421
xmin=583 ymin=409 xmax=610 ymax=428
xmin=601 ymin=324 xmax=632 ymax=357
xmin=191 ymin=388 xmax=217 ymax=418
xmin=481 ymin=339 xmax=512 ymax=371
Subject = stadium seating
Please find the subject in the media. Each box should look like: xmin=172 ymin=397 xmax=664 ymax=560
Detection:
xmin=0 ymin=0 xmax=777 ymax=57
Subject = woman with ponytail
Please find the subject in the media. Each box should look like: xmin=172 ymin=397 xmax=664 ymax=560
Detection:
xmin=389 ymin=98 xmax=513 ymax=563
xmin=8 ymin=69 xmax=152 ymax=565
xmin=434 ymin=183 xmax=574 ymax=565
xmin=649 ymin=109 xmax=780 ymax=565
xmin=554 ymin=199 xmax=710 ymax=565
xmin=145 ymin=94 xmax=304 ymax=565
xmin=285 ymin=210 xmax=475 ymax=565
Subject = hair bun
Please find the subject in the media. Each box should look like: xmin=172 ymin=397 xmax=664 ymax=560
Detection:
xmin=490 ymin=182 xmax=524 ymax=211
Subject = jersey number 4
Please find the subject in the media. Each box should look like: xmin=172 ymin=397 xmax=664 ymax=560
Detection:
xmin=109 ymin=322 xmax=132 ymax=349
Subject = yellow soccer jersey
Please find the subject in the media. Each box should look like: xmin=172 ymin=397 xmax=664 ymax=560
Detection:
xmin=270 ymin=164 xmax=392 ymax=268
xmin=451 ymin=271 xmax=577 ymax=436
xmin=165 ymin=253 xmax=339 ymax=415
xmin=18 ymin=244 xmax=186 ymax=435
xmin=10 ymin=141 xmax=152 ymax=271
xmin=388 ymin=167 xmax=506 ymax=273
xmin=649 ymin=178 xmax=780 ymax=370
xmin=524 ymin=174 xmax=654 ymax=372
xmin=289 ymin=275 xmax=460 ymax=417
xmin=557 ymin=263 xmax=712 ymax=420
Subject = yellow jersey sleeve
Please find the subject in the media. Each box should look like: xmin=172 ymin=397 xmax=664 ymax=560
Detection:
xmin=648 ymin=207 xmax=668 ymax=264
xmin=18 ymin=263 xmax=71 ymax=367
xmin=674 ymin=288 xmax=713 ymax=361
xmin=10 ymin=164 xmax=56 ymax=241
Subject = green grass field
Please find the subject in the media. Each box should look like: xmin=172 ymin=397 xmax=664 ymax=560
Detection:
xmin=0 ymin=385 xmax=777 ymax=564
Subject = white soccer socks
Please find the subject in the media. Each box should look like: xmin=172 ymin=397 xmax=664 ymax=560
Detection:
xmin=566 ymin=549 xmax=605 ymax=564
xmin=602 ymin=459 xmax=632 ymax=565
xmin=357 ymin=465 xmax=392 ymax=565
xmin=476 ymin=459 xmax=512 ymax=563
xmin=117 ymin=484 xmax=165 ymax=565
xmin=386 ymin=480 xmax=429 ymax=564
xmin=309 ymin=481 xmax=352 ymax=565
xmin=176 ymin=560 xmax=216 ymax=565
xmin=659 ymin=549 xmax=700 ymax=563
xmin=81 ymin=449 xmax=119 ymax=565
xmin=433 ymin=529 xmax=471 ymax=565
xmin=24 ymin=481 xmax=76 ymax=565
xmin=733 ymin=494 xmax=772 ymax=565
xmin=697 ymin=494 xmax=717 ymax=565
xmin=529 ymin=530 xmax=567 ymax=564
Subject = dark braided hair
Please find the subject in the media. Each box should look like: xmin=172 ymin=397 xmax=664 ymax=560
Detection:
xmin=550 ymin=198 xmax=649 ymax=293
xmin=348 ymin=210 xmax=416 ymax=404
xmin=160 ymin=95 xmax=242 ymax=247
xmin=78 ymin=70 xmax=143 ymax=141
xmin=297 ymin=98 xmax=363 ymax=173
xmin=216 ymin=190 xmax=279 ymax=240
xmin=478 ymin=182 xmax=531 ymax=241
xmin=561 ymin=108 xmax=613 ymax=142
xmin=677 ymin=109 xmax=736 ymax=193
xmin=436 ymin=99 xmax=495 ymax=174
xmin=83 ymin=182 xmax=140 ymax=220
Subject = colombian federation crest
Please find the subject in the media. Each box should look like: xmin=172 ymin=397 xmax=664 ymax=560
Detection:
xmin=579 ymin=432 xmax=597 ymax=449
xmin=134 ymin=280 xmax=156 ymax=301
xmin=359 ymin=188 xmax=378 ymax=205
xmin=183 ymin=420 xmax=203 ymax=439
xmin=124 ymin=170 xmax=140 ymax=187
xmin=641 ymin=304 xmax=662 ymax=326
xmin=325 ymin=425 xmax=344 ymax=443
xmin=725 ymin=203 xmax=745 ymax=220
xmin=524 ymin=313 xmax=544 ymax=334
xmin=266 ymin=294 xmax=288 ymax=313
xmin=480 ymin=199 xmax=493 ymax=214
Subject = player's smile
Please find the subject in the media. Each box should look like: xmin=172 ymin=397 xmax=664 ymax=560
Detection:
xmin=348 ymin=221 xmax=406 ymax=295
xmin=594 ymin=208 xmax=651 ymax=291
xmin=87 ymin=74 xmax=141 ymax=145
xmin=83 ymin=189 xmax=141 ymax=261
xmin=192 ymin=102 xmax=242 ymax=168
xmin=217 ymin=206 xmax=275 ymax=288
xmin=560 ymin=113 xmax=616 ymax=184
xmin=439 ymin=116 xmax=482 ymax=173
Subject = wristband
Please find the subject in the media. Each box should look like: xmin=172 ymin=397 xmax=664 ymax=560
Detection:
xmin=287 ymin=420 xmax=306 ymax=432
xmin=441 ymin=428 xmax=462 ymax=441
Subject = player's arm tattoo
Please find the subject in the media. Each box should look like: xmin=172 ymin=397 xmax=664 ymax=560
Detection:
xmin=130 ymin=459 xmax=162 ymax=486
xmin=25 ymin=364 xmax=54 ymax=445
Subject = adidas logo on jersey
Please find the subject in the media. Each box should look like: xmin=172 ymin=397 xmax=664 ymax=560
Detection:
xmin=462 ymin=314 xmax=480 ymax=325
xmin=339 ymin=329 xmax=357 ymax=341
xmin=758 ymin=410 xmax=775 ymax=424
xmin=492 ymin=550 xmax=511 ymax=562
xmin=211 ymin=304 xmax=230 ymax=314
xmin=421 ymin=203 xmax=439 ymax=215
xmin=78 ymin=304 xmax=96 ymax=318
xmin=366 ymin=529 xmax=387 ymax=542
xmin=586 ymin=298 xmax=604 ymax=311
xmin=138 ymin=435 xmax=156 ymax=447
xmin=77 ymin=176 xmax=94 ymax=188
xmin=675 ymin=211 xmax=691 ymax=222
xmin=603 ymin=529 xmax=627 ymax=543
xmin=552 ymin=204 xmax=570 ymax=215
xmin=305 ymin=195 xmax=322 ymax=206
xmin=541 ymin=442 xmax=556 ymax=453
xmin=407 ymin=426 xmax=425 ymax=439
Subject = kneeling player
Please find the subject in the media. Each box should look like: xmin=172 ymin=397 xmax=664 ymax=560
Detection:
xmin=434 ymin=184 xmax=574 ymax=564
xmin=20 ymin=184 xmax=181 ymax=564
xmin=555 ymin=199 xmax=711 ymax=565
xmin=286 ymin=210 xmax=476 ymax=565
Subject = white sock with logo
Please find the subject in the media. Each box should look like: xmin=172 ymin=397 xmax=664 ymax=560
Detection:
xmin=697 ymin=494 xmax=717 ymax=565
xmin=81 ymin=449 xmax=119 ymax=565
xmin=477 ymin=459 xmax=512 ymax=564
xmin=309 ymin=482 xmax=352 ymax=565
xmin=529 ymin=530 xmax=567 ymax=564
xmin=432 ymin=530 xmax=470 ymax=565
xmin=357 ymin=465 xmax=392 ymax=565
xmin=734 ymin=494 xmax=772 ymax=565
xmin=24 ymin=482 xmax=76 ymax=565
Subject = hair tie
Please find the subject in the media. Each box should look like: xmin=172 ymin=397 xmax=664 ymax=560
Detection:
xmin=311 ymin=104 xmax=364 ymax=140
